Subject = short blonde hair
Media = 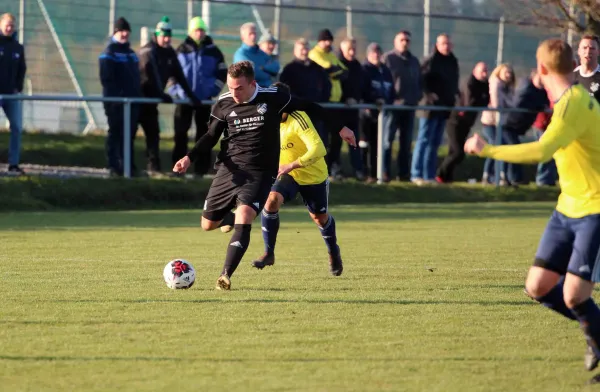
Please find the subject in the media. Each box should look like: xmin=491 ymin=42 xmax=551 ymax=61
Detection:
xmin=1 ymin=13 xmax=15 ymax=22
xmin=490 ymin=63 xmax=516 ymax=89
xmin=295 ymin=37 xmax=309 ymax=47
xmin=536 ymin=38 xmax=574 ymax=75
xmin=239 ymin=22 xmax=256 ymax=36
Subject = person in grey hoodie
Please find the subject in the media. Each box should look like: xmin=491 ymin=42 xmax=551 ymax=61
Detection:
xmin=382 ymin=30 xmax=421 ymax=181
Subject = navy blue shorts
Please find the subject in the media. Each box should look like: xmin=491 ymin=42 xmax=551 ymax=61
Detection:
xmin=534 ymin=210 xmax=600 ymax=282
xmin=272 ymin=174 xmax=329 ymax=214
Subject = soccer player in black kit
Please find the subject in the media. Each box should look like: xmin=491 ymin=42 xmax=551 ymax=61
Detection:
xmin=173 ymin=61 xmax=356 ymax=290
xmin=574 ymin=35 xmax=600 ymax=103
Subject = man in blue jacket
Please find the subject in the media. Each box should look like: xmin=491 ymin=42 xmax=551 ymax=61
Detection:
xmin=99 ymin=17 xmax=141 ymax=177
xmin=169 ymin=16 xmax=226 ymax=177
xmin=233 ymin=22 xmax=279 ymax=87
xmin=0 ymin=13 xmax=26 ymax=175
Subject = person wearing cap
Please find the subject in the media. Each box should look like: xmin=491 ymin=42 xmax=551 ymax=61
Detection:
xmin=361 ymin=42 xmax=394 ymax=183
xmin=233 ymin=22 xmax=279 ymax=87
xmin=0 ymin=13 xmax=26 ymax=175
xmin=99 ymin=16 xmax=141 ymax=177
xmin=308 ymin=28 xmax=348 ymax=180
xmin=258 ymin=30 xmax=280 ymax=85
xmin=168 ymin=16 xmax=227 ymax=178
xmin=137 ymin=16 xmax=199 ymax=174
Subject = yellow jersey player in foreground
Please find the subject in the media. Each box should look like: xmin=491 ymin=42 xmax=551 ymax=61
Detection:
xmin=465 ymin=38 xmax=600 ymax=372
xmin=252 ymin=85 xmax=343 ymax=276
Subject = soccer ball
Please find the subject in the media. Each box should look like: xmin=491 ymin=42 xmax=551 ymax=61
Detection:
xmin=163 ymin=259 xmax=196 ymax=289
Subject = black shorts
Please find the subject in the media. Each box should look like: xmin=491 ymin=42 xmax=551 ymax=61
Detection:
xmin=202 ymin=166 xmax=276 ymax=221
xmin=272 ymin=174 xmax=329 ymax=214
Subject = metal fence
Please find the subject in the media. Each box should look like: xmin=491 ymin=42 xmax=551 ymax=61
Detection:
xmin=1 ymin=0 xmax=566 ymax=134
xmin=0 ymin=94 xmax=543 ymax=187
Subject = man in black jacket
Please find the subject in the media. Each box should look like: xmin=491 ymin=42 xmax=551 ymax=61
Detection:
xmin=337 ymin=37 xmax=365 ymax=179
xmin=411 ymin=33 xmax=459 ymax=184
xmin=279 ymin=38 xmax=330 ymax=142
xmin=361 ymin=43 xmax=394 ymax=183
xmin=99 ymin=17 xmax=141 ymax=177
xmin=436 ymin=62 xmax=489 ymax=183
xmin=138 ymin=16 xmax=199 ymax=173
xmin=0 ymin=13 xmax=26 ymax=174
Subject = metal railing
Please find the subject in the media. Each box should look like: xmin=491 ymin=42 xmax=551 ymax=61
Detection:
xmin=0 ymin=94 xmax=546 ymax=185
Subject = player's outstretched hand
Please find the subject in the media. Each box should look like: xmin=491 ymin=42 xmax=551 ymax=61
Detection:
xmin=339 ymin=126 xmax=357 ymax=148
xmin=173 ymin=156 xmax=191 ymax=173
xmin=464 ymin=133 xmax=486 ymax=155
xmin=278 ymin=161 xmax=300 ymax=177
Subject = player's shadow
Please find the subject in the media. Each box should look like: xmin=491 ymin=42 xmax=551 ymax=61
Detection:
xmin=0 ymin=203 xmax=553 ymax=231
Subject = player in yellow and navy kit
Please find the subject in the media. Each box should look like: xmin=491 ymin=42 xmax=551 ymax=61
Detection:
xmin=465 ymin=39 xmax=600 ymax=372
xmin=252 ymin=97 xmax=343 ymax=276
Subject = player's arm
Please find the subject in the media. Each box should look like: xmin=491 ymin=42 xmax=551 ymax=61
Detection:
xmin=280 ymin=94 xmax=356 ymax=147
xmin=474 ymin=116 xmax=580 ymax=164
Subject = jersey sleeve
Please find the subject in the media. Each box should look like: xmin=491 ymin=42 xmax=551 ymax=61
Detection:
xmin=187 ymin=101 xmax=227 ymax=161
xmin=480 ymin=93 xmax=585 ymax=163
xmin=290 ymin=112 xmax=327 ymax=167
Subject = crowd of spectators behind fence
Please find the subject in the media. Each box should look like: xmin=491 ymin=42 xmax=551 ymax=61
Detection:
xmin=2 ymin=11 xmax=600 ymax=187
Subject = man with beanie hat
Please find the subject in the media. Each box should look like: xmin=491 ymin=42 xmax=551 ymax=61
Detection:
xmin=308 ymin=28 xmax=349 ymax=180
xmin=99 ymin=16 xmax=141 ymax=177
xmin=234 ymin=22 xmax=279 ymax=87
xmin=168 ymin=16 xmax=227 ymax=178
xmin=137 ymin=16 xmax=200 ymax=174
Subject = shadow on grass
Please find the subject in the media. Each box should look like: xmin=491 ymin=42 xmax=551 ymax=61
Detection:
xmin=44 ymin=298 xmax=534 ymax=306
xmin=0 ymin=354 xmax=579 ymax=363
xmin=0 ymin=203 xmax=554 ymax=230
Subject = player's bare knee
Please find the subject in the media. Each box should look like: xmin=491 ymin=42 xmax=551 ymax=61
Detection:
xmin=200 ymin=218 xmax=218 ymax=231
xmin=235 ymin=205 xmax=258 ymax=225
xmin=310 ymin=212 xmax=329 ymax=227
xmin=563 ymin=273 xmax=595 ymax=309
xmin=265 ymin=192 xmax=283 ymax=212
xmin=524 ymin=266 xmax=560 ymax=298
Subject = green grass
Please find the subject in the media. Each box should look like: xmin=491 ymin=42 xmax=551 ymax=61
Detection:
xmin=1 ymin=203 xmax=596 ymax=391
xmin=0 ymin=131 xmax=541 ymax=181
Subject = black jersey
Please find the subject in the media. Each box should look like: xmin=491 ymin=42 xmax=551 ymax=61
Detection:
xmin=574 ymin=65 xmax=600 ymax=103
xmin=187 ymin=85 xmax=330 ymax=172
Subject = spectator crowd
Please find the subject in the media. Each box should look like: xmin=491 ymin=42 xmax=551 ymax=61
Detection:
xmin=2 ymin=12 xmax=600 ymax=187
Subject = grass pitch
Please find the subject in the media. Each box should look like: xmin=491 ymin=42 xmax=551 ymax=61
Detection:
xmin=1 ymin=203 xmax=598 ymax=391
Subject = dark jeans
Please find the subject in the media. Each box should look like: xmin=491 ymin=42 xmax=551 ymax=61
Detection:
xmin=325 ymin=108 xmax=362 ymax=175
xmin=534 ymin=128 xmax=557 ymax=186
xmin=138 ymin=103 xmax=162 ymax=172
xmin=104 ymin=102 xmax=139 ymax=174
xmin=173 ymin=104 xmax=212 ymax=176
xmin=384 ymin=110 xmax=415 ymax=180
xmin=436 ymin=119 xmax=471 ymax=182
xmin=1 ymin=98 xmax=22 ymax=166
xmin=411 ymin=116 xmax=446 ymax=181
xmin=359 ymin=116 xmax=379 ymax=178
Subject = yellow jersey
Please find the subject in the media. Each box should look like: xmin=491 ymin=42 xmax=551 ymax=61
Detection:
xmin=308 ymin=45 xmax=347 ymax=103
xmin=480 ymin=84 xmax=600 ymax=218
xmin=279 ymin=111 xmax=328 ymax=185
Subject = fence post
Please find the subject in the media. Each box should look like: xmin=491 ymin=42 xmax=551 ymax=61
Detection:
xmin=376 ymin=108 xmax=385 ymax=184
xmin=346 ymin=5 xmax=352 ymax=38
xmin=567 ymin=0 xmax=575 ymax=45
xmin=274 ymin=0 xmax=281 ymax=55
xmin=423 ymin=0 xmax=430 ymax=56
xmin=187 ymin=0 xmax=193 ymax=22
xmin=19 ymin=0 xmax=25 ymax=44
xmin=494 ymin=112 xmax=502 ymax=187
xmin=123 ymin=100 xmax=132 ymax=179
xmin=202 ymin=0 xmax=211 ymax=34
xmin=496 ymin=16 xmax=505 ymax=66
xmin=108 ymin=0 xmax=116 ymax=37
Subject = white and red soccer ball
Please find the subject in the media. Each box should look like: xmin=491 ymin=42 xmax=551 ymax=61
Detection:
xmin=163 ymin=259 xmax=196 ymax=289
